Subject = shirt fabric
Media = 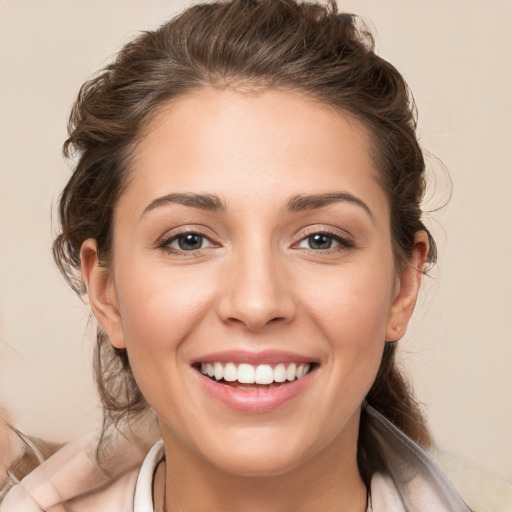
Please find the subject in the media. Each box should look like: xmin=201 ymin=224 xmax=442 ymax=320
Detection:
xmin=0 ymin=406 xmax=478 ymax=511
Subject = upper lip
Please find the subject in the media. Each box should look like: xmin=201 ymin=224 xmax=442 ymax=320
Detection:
xmin=191 ymin=350 xmax=318 ymax=366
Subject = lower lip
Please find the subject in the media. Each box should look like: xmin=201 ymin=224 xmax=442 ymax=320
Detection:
xmin=195 ymin=369 xmax=317 ymax=413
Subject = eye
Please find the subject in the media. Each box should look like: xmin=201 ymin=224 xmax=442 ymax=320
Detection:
xmin=159 ymin=232 xmax=214 ymax=253
xmin=297 ymin=232 xmax=353 ymax=251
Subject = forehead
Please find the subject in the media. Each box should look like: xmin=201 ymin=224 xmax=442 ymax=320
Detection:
xmin=120 ymin=87 xmax=388 ymax=220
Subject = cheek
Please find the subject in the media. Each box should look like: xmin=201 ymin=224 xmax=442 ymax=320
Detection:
xmin=300 ymin=261 xmax=394 ymax=394
xmin=110 ymin=264 xmax=219 ymax=418
xmin=304 ymin=261 xmax=394 ymax=343
xmin=114 ymin=263 xmax=216 ymax=359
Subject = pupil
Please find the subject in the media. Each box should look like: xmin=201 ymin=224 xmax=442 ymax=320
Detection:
xmin=309 ymin=234 xmax=332 ymax=250
xmin=178 ymin=234 xmax=202 ymax=250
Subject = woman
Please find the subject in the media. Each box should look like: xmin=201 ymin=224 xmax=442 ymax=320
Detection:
xmin=0 ymin=1 xmax=481 ymax=510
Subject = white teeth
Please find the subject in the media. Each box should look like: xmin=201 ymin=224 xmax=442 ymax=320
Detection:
xmin=296 ymin=364 xmax=310 ymax=379
xmin=286 ymin=363 xmax=297 ymax=381
xmin=199 ymin=361 xmax=312 ymax=384
xmin=237 ymin=363 xmax=255 ymax=384
xmin=214 ymin=362 xmax=223 ymax=381
xmin=254 ymin=364 xmax=274 ymax=385
xmin=223 ymin=362 xmax=237 ymax=382
xmin=273 ymin=363 xmax=287 ymax=383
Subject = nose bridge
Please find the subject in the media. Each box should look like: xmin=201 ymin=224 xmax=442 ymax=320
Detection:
xmin=217 ymin=232 xmax=295 ymax=330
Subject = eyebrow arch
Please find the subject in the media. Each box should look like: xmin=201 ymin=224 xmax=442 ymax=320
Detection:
xmin=141 ymin=193 xmax=226 ymax=218
xmin=285 ymin=192 xmax=374 ymax=222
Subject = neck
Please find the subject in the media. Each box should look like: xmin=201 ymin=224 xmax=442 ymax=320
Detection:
xmin=157 ymin=422 xmax=367 ymax=512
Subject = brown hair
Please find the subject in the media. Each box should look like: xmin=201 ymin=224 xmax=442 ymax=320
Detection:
xmin=53 ymin=0 xmax=434 ymax=484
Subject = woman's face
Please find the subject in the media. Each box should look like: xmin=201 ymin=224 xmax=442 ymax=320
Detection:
xmin=83 ymin=88 xmax=424 ymax=477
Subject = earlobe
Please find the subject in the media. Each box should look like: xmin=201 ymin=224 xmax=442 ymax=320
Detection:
xmin=80 ymin=239 xmax=126 ymax=349
xmin=385 ymin=231 xmax=429 ymax=342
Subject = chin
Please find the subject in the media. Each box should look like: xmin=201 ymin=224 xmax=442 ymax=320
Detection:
xmin=207 ymin=445 xmax=312 ymax=478
xmin=188 ymin=420 xmax=339 ymax=479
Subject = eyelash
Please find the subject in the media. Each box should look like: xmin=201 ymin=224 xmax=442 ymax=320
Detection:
xmin=157 ymin=228 xmax=354 ymax=255
xmin=158 ymin=231 xmax=217 ymax=254
xmin=294 ymin=230 xmax=355 ymax=252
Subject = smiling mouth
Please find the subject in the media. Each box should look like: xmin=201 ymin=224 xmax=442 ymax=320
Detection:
xmin=195 ymin=362 xmax=316 ymax=389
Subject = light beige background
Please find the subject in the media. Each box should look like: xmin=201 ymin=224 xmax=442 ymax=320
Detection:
xmin=0 ymin=0 xmax=511 ymax=482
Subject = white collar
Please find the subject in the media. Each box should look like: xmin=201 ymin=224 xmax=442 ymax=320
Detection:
xmin=132 ymin=440 xmax=374 ymax=512
xmin=132 ymin=407 xmax=471 ymax=512
xmin=133 ymin=439 xmax=165 ymax=512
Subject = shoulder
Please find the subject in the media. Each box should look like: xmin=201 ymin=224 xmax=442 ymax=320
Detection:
xmin=65 ymin=468 xmax=139 ymax=512
xmin=0 ymin=431 xmax=149 ymax=512
xmin=366 ymin=406 xmax=512 ymax=512
xmin=1 ymin=468 xmax=139 ymax=512
xmin=434 ymin=448 xmax=512 ymax=512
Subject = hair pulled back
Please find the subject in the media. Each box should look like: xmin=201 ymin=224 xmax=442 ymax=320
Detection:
xmin=53 ymin=0 xmax=434 ymax=485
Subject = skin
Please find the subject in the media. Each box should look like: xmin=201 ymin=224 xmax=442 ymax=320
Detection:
xmin=81 ymin=88 xmax=427 ymax=512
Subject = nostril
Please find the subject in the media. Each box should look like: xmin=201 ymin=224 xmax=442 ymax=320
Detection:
xmin=222 ymin=314 xmax=289 ymax=331
xmin=216 ymin=272 xmax=297 ymax=331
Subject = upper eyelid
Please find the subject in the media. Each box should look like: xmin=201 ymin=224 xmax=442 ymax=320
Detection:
xmin=157 ymin=228 xmax=219 ymax=251
xmin=158 ymin=224 xmax=217 ymax=240
xmin=292 ymin=226 xmax=356 ymax=250
xmin=296 ymin=233 xmax=353 ymax=248
xmin=294 ymin=225 xmax=354 ymax=241
xmin=165 ymin=232 xmax=212 ymax=243
xmin=156 ymin=225 xmax=354 ymax=249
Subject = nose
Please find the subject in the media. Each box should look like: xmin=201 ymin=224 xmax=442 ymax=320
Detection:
xmin=217 ymin=245 xmax=297 ymax=331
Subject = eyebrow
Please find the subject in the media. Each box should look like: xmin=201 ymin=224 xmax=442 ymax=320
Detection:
xmin=140 ymin=191 xmax=373 ymax=221
xmin=141 ymin=193 xmax=226 ymax=218
xmin=285 ymin=192 xmax=374 ymax=222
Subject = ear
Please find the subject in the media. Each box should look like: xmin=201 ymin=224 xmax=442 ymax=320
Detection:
xmin=80 ymin=239 xmax=126 ymax=349
xmin=385 ymin=231 xmax=429 ymax=342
